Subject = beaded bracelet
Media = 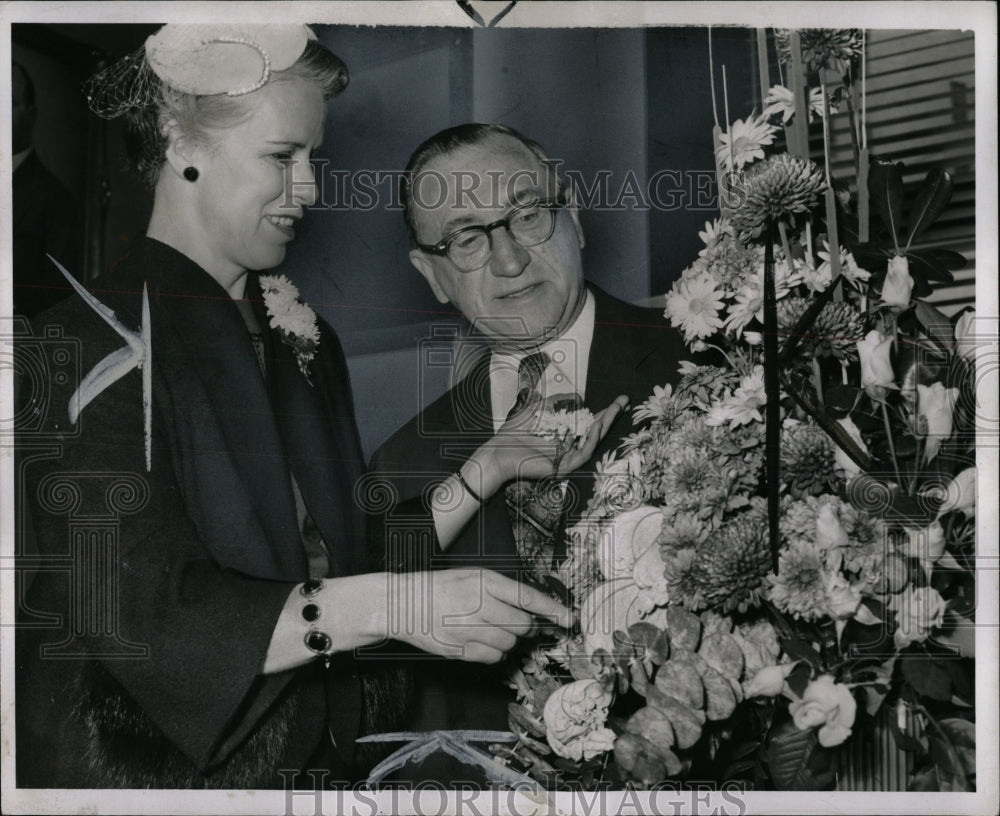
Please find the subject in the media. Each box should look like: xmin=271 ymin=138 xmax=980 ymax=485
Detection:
xmin=299 ymin=579 xmax=332 ymax=660
xmin=455 ymin=470 xmax=485 ymax=505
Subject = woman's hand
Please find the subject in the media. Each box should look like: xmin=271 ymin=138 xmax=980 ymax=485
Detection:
xmin=264 ymin=569 xmax=573 ymax=673
xmin=390 ymin=568 xmax=574 ymax=664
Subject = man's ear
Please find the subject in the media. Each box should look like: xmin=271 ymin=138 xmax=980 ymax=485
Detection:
xmin=409 ymin=250 xmax=450 ymax=304
xmin=565 ymin=182 xmax=586 ymax=250
xmin=162 ymin=121 xmax=201 ymax=181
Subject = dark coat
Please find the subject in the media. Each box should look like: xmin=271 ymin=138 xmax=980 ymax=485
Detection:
xmin=15 ymin=237 xmax=401 ymax=789
xmin=368 ymin=285 xmax=691 ymax=749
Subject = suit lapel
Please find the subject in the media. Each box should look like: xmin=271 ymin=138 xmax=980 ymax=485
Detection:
xmin=259 ymin=277 xmax=366 ymax=578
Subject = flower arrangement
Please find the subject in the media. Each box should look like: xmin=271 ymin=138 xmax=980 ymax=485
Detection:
xmin=495 ymin=28 xmax=977 ymax=792
xmin=259 ymin=274 xmax=320 ymax=383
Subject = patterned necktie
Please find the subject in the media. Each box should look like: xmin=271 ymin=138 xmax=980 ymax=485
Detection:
xmin=504 ymin=351 xmax=566 ymax=581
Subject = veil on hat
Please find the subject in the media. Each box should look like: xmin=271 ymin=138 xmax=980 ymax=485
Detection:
xmin=84 ymin=24 xmax=324 ymax=119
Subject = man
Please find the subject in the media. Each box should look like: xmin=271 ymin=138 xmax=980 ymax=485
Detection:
xmin=11 ymin=61 xmax=83 ymax=317
xmin=369 ymin=123 xmax=693 ymax=766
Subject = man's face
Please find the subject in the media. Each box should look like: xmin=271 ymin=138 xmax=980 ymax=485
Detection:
xmin=408 ymin=134 xmax=586 ymax=349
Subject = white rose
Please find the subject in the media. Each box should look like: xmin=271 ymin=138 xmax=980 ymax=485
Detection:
xmin=880 ymin=255 xmax=913 ymax=308
xmin=857 ymin=330 xmax=896 ymax=400
xmin=743 ymin=663 xmax=796 ymax=698
xmin=953 ymin=310 xmax=977 ymax=361
xmin=824 ymin=571 xmax=862 ymax=620
xmin=815 ymin=504 xmax=849 ymax=552
xmin=596 ymin=506 xmax=662 ymax=581
xmin=543 ymin=679 xmax=616 ymax=761
xmin=890 ymin=586 xmax=946 ymax=650
xmin=900 ymin=522 xmax=947 ymax=570
xmin=935 ymin=467 xmax=976 ymax=518
xmin=834 ymin=417 xmax=868 ymax=479
xmin=916 ymin=382 xmax=958 ymax=463
xmin=789 ymin=675 xmax=857 ymax=747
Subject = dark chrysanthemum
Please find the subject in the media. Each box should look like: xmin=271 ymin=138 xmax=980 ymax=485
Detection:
xmin=675 ymin=364 xmax=740 ymax=410
xmin=694 ymin=233 xmax=762 ymax=290
xmin=774 ymin=29 xmax=864 ymax=75
xmin=781 ymin=421 xmax=841 ymax=497
xmin=777 ymin=297 xmax=864 ymax=361
xmin=693 ymin=506 xmax=772 ymax=613
xmin=662 ymin=547 xmax=706 ymax=610
xmin=729 ymin=154 xmax=825 ymax=241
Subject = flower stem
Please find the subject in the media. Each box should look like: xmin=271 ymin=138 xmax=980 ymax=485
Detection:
xmin=880 ymin=400 xmax=903 ymax=489
xmin=763 ymin=222 xmax=782 ymax=573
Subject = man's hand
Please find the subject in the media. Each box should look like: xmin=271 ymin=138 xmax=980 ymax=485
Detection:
xmin=473 ymin=392 xmax=630 ymax=492
xmin=390 ymin=568 xmax=574 ymax=663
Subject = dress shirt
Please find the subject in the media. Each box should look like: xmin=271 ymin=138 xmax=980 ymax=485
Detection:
xmin=489 ymin=289 xmax=596 ymax=431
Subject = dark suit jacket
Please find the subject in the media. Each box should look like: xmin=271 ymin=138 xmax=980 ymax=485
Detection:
xmin=368 ymin=285 xmax=691 ymax=745
xmin=15 ymin=237 xmax=374 ymax=788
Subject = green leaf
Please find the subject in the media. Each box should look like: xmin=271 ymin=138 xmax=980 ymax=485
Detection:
xmin=938 ymin=718 xmax=976 ymax=777
xmin=927 ymin=722 xmax=972 ymax=792
xmin=781 ymin=636 xmax=823 ymax=670
xmin=904 ymin=168 xmax=954 ymax=251
xmin=901 ymin=657 xmax=953 ymax=702
xmin=766 ymin=717 xmax=837 ymax=790
xmin=914 ymin=300 xmax=956 ymax=352
xmin=868 ymin=160 xmax=906 ymax=252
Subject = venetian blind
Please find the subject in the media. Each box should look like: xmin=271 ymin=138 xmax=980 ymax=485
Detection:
xmin=828 ymin=29 xmax=977 ymax=315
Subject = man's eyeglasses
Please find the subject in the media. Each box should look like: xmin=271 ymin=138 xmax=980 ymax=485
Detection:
xmin=416 ymin=196 xmax=566 ymax=273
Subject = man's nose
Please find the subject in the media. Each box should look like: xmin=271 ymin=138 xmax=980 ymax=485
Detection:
xmin=488 ymin=227 xmax=530 ymax=278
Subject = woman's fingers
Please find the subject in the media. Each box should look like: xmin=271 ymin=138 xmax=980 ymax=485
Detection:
xmin=482 ymin=571 xmax=575 ymax=631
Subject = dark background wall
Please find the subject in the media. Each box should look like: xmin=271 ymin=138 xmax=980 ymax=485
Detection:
xmin=9 ymin=23 xmax=754 ymax=457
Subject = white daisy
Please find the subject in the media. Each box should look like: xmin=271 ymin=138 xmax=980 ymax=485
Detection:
xmin=664 ymin=274 xmax=726 ymax=343
xmin=716 ymin=113 xmax=778 ymax=173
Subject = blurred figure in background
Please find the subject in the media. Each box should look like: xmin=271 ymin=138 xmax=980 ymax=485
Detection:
xmin=11 ymin=60 xmax=83 ymax=317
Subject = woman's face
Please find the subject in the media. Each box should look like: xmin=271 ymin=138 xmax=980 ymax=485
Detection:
xmin=189 ymin=77 xmax=325 ymax=276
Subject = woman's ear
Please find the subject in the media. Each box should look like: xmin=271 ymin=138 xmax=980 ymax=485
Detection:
xmin=409 ymin=250 xmax=451 ymax=304
xmin=162 ymin=120 xmax=199 ymax=181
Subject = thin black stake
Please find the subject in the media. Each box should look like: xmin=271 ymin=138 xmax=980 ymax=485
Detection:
xmin=763 ymin=220 xmax=781 ymax=573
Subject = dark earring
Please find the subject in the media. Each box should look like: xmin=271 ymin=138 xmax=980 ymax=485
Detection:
xmin=183 ymin=166 xmax=199 ymax=182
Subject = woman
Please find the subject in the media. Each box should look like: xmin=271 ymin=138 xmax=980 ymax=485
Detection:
xmin=16 ymin=24 xmax=614 ymax=789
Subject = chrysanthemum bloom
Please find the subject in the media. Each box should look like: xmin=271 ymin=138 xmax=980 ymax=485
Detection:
xmin=690 ymin=232 xmax=763 ymax=291
xmin=817 ymin=243 xmax=870 ymax=288
xmin=781 ymin=419 xmax=841 ymax=497
xmin=707 ymin=366 xmax=767 ymax=428
xmin=764 ymin=85 xmax=831 ymax=124
xmin=768 ymin=539 xmax=830 ymax=620
xmin=693 ymin=506 xmax=772 ymax=613
xmin=729 ymin=154 xmax=825 ymax=241
xmin=632 ymin=384 xmax=678 ymax=425
xmin=664 ymin=273 xmax=726 ymax=343
xmin=716 ymin=112 xmax=778 ymax=173
xmin=780 ymin=494 xmax=885 ymax=573
xmin=774 ymin=29 xmax=864 ymax=75
xmin=675 ymin=362 xmax=740 ymax=410
xmin=778 ymin=296 xmax=864 ymax=363
xmin=661 ymin=547 xmax=706 ymax=610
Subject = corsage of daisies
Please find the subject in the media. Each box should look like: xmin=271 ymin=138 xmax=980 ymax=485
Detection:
xmin=259 ymin=274 xmax=320 ymax=384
